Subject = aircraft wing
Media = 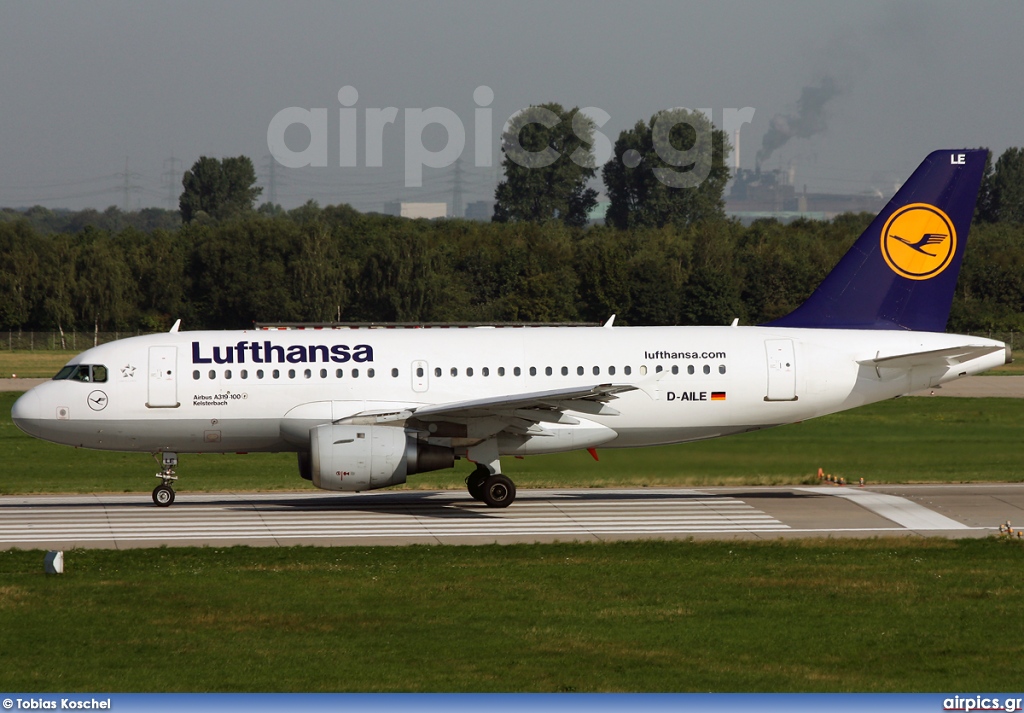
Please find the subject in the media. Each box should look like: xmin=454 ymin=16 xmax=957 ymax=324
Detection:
xmin=411 ymin=383 xmax=635 ymax=421
xmin=858 ymin=344 xmax=1005 ymax=370
xmin=335 ymin=384 xmax=636 ymax=435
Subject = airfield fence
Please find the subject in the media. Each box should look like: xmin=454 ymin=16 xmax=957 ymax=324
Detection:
xmin=2 ymin=331 xmax=157 ymax=351
xmin=3 ymin=329 xmax=1023 ymax=354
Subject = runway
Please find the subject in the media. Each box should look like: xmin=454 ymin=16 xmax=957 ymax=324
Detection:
xmin=2 ymin=483 xmax=1022 ymax=549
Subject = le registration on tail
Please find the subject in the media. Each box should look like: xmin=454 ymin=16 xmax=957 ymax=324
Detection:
xmin=12 ymin=150 xmax=1010 ymax=508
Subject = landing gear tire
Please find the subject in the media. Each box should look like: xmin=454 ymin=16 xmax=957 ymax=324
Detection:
xmin=466 ymin=468 xmax=489 ymax=501
xmin=481 ymin=474 xmax=516 ymax=508
xmin=152 ymin=484 xmax=175 ymax=507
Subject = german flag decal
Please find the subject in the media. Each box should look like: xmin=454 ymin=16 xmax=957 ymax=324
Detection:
xmin=711 ymin=392 xmax=726 ymax=401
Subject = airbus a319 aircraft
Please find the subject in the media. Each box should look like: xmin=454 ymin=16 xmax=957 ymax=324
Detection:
xmin=11 ymin=149 xmax=1008 ymax=508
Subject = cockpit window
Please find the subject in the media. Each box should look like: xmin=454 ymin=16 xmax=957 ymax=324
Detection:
xmin=53 ymin=366 xmax=77 ymax=380
xmin=53 ymin=364 xmax=108 ymax=383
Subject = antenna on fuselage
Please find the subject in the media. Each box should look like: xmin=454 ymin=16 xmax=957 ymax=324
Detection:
xmin=169 ymin=319 xmax=181 ymax=333
xmin=603 ymin=315 xmax=616 ymax=329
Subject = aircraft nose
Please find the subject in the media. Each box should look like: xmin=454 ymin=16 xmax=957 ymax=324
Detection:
xmin=11 ymin=388 xmax=42 ymax=434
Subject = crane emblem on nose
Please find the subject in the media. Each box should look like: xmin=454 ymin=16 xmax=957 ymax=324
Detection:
xmin=87 ymin=390 xmax=108 ymax=411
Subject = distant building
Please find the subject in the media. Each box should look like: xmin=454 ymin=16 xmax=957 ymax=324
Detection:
xmin=587 ymin=200 xmax=610 ymax=225
xmin=726 ymin=167 xmax=890 ymax=224
xmin=382 ymin=201 xmax=448 ymax=219
xmin=464 ymin=200 xmax=495 ymax=221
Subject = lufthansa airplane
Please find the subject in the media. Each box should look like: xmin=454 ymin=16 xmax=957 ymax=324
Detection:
xmin=11 ymin=149 xmax=1008 ymax=508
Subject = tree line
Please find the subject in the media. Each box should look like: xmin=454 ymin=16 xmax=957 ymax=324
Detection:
xmin=2 ymin=201 xmax=1024 ymax=335
xmin=2 ymin=109 xmax=1023 ymax=337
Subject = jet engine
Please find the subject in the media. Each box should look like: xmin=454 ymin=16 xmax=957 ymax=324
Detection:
xmin=309 ymin=424 xmax=454 ymax=491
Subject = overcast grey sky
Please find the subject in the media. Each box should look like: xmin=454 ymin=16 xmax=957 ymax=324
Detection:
xmin=0 ymin=1 xmax=1021 ymax=212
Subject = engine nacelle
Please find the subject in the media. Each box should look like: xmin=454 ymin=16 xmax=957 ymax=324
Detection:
xmin=309 ymin=424 xmax=454 ymax=492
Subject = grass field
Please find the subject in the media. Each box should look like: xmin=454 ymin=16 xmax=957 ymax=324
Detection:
xmin=1 ymin=538 xmax=1022 ymax=692
xmin=985 ymin=361 xmax=1024 ymax=375
xmin=3 ymin=391 xmax=1023 ymax=496
xmin=0 ymin=350 xmax=79 ymax=378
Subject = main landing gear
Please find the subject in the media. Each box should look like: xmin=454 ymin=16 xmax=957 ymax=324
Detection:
xmin=465 ymin=464 xmax=517 ymax=508
xmin=152 ymin=452 xmax=178 ymax=507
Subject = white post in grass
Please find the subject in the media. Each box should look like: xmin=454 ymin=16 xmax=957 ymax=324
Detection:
xmin=44 ymin=551 xmax=64 ymax=575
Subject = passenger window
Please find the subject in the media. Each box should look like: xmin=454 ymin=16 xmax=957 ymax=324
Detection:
xmin=593 ymin=366 xmax=600 ymax=376
xmin=514 ymin=367 xmax=521 ymax=376
xmin=257 ymin=369 xmax=265 ymax=379
xmin=225 ymin=370 xmax=232 ymax=379
xmin=288 ymin=369 xmax=296 ymax=379
xmin=352 ymin=369 xmax=360 ymax=378
xmin=687 ymin=365 xmax=695 ymax=375
xmin=320 ymin=369 xmax=327 ymax=378
xmin=577 ymin=366 xmax=584 ymax=376
xmin=703 ymin=365 xmax=711 ymax=375
xmin=561 ymin=366 xmax=568 ymax=376
xmin=640 ymin=366 xmax=647 ymax=375
xmin=450 ymin=367 xmax=458 ymax=377
xmin=367 ymin=369 xmax=375 ymax=378
xmin=529 ymin=367 xmax=537 ymax=376
xmin=241 ymin=369 xmax=249 ymax=379
xmin=609 ymin=366 xmax=616 ymax=376
xmin=193 ymin=370 xmax=200 ymax=380
xmin=393 ymin=368 xmax=400 ymax=378
xmin=467 ymin=367 xmax=474 ymax=377
xmin=416 ymin=367 xmax=424 ymax=377
xmin=435 ymin=367 xmax=442 ymax=377
xmin=672 ymin=365 xmax=679 ymax=375
xmin=482 ymin=367 xmax=490 ymax=377
xmin=655 ymin=365 xmax=663 ymax=373
xmin=335 ymin=369 xmax=343 ymax=378
xmin=273 ymin=369 xmax=280 ymax=379
xmin=624 ymin=366 xmax=632 ymax=376
xmin=719 ymin=365 xmax=726 ymax=374
xmin=303 ymin=369 xmax=311 ymax=379
xmin=545 ymin=367 xmax=552 ymax=376
xmin=208 ymin=370 xmax=216 ymax=379
xmin=498 ymin=367 xmax=505 ymax=376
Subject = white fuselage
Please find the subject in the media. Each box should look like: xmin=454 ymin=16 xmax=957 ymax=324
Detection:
xmin=11 ymin=325 xmax=1007 ymax=457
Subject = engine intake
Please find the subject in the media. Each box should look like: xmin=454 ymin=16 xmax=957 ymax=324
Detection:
xmin=309 ymin=424 xmax=454 ymax=492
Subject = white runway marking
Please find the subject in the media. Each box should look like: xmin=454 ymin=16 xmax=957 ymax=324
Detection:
xmin=0 ymin=490 xmax=790 ymax=546
xmin=796 ymin=487 xmax=970 ymax=530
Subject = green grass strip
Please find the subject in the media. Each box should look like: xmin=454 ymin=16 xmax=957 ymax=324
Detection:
xmin=1 ymin=539 xmax=1022 ymax=692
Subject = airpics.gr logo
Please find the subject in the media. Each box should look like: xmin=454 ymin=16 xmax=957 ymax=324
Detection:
xmin=880 ymin=202 xmax=957 ymax=281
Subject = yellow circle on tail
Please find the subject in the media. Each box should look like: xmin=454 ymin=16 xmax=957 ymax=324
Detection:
xmin=880 ymin=203 xmax=957 ymax=280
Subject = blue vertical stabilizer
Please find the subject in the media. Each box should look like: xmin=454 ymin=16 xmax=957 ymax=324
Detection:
xmin=766 ymin=149 xmax=986 ymax=332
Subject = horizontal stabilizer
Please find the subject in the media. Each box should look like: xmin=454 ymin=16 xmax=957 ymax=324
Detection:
xmin=858 ymin=345 xmax=1005 ymax=370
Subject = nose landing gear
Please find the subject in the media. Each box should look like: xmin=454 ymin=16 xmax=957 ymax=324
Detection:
xmin=152 ymin=452 xmax=178 ymax=507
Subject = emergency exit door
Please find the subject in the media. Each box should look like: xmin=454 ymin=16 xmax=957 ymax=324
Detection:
xmin=411 ymin=360 xmax=429 ymax=393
